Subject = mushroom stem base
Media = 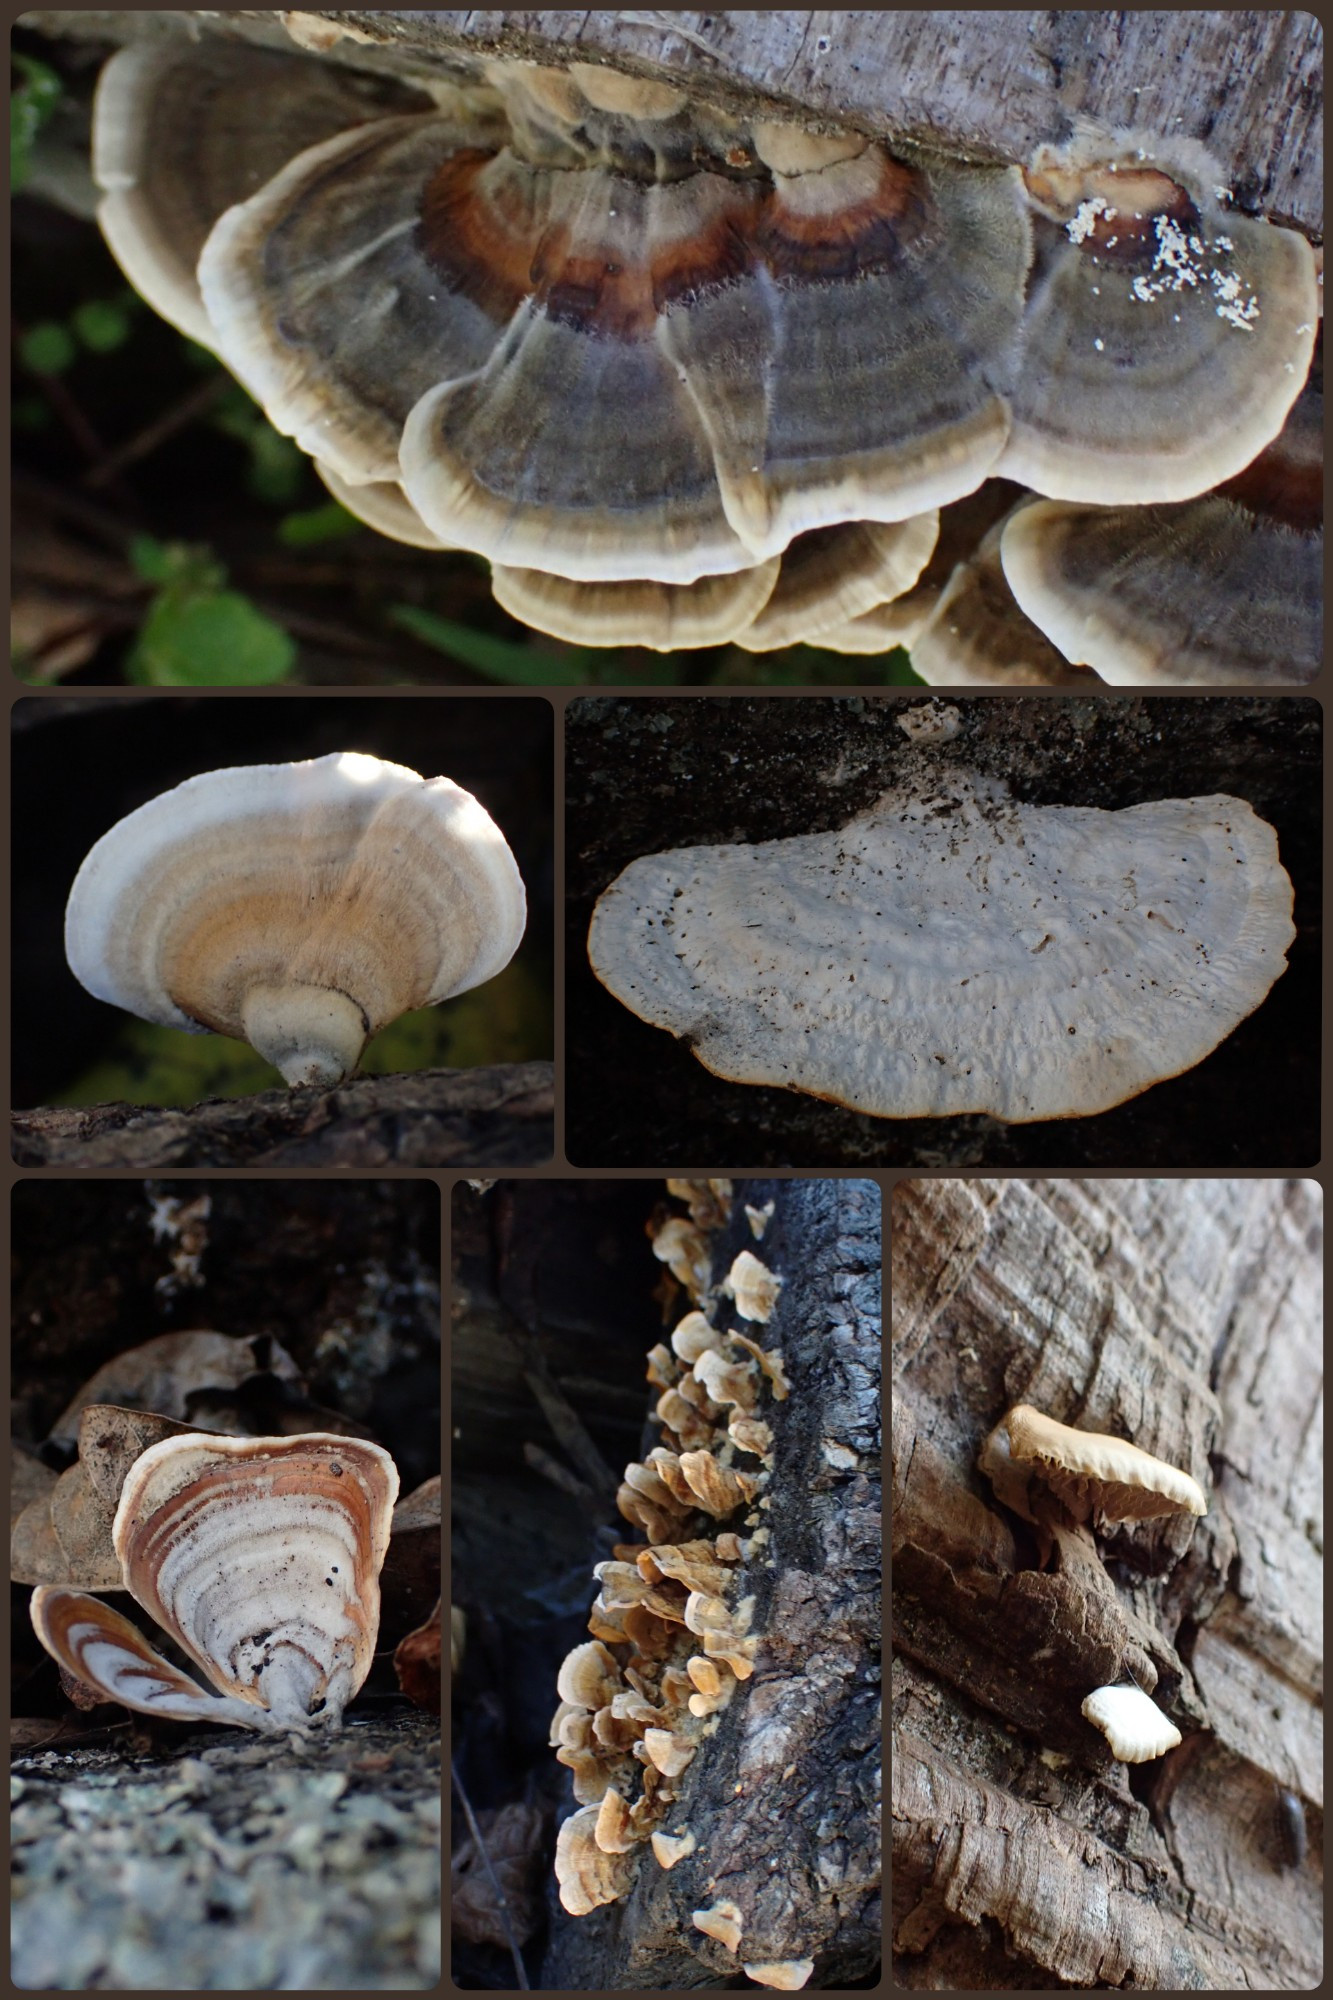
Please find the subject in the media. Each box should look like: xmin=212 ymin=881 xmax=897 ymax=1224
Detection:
xmin=241 ymin=983 xmax=369 ymax=1087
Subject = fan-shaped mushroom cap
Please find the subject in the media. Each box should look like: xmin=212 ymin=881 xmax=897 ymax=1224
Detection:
xmin=988 ymin=1403 xmax=1207 ymax=1524
xmin=489 ymin=558 xmax=781 ymax=650
xmin=31 ymin=1433 xmax=399 ymax=1732
xmin=555 ymin=1802 xmax=638 ymax=1913
xmin=198 ymin=71 xmax=1028 ymax=580
xmin=999 ymin=340 xmax=1322 ymax=687
xmin=1000 ymin=137 xmax=1319 ymax=503
xmin=587 ymin=773 xmax=1294 ymax=1122
xmin=93 ymin=40 xmax=433 ymax=347
xmin=734 ymin=516 xmax=939 ymax=652
xmin=910 ymin=514 xmax=1100 ymax=686
xmin=64 ymin=752 xmax=526 ymax=1088
xmin=1082 ymin=1683 xmax=1182 ymax=1762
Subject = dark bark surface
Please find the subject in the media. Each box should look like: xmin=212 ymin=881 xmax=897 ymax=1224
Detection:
xmin=539 ymin=1178 xmax=883 ymax=1989
xmin=37 ymin=10 xmax=1319 ymax=230
xmin=891 ymin=1177 xmax=1323 ymax=1991
xmin=565 ymin=695 xmax=1321 ymax=1170
xmin=11 ymin=1060 xmax=555 ymax=1167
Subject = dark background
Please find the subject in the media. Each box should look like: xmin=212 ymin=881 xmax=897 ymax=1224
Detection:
xmin=564 ymin=693 xmax=1322 ymax=1168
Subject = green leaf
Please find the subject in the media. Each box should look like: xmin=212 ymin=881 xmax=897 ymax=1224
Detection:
xmin=71 ymin=297 xmax=133 ymax=353
xmin=388 ymin=602 xmax=600 ymax=684
xmin=128 ymin=535 xmax=225 ymax=591
xmin=277 ymin=501 xmax=363 ymax=548
xmin=128 ymin=587 xmax=296 ymax=685
xmin=19 ymin=320 xmax=75 ymax=376
xmin=10 ymin=52 xmax=62 ymax=193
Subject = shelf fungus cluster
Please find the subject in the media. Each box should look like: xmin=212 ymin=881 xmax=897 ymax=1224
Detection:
xmin=28 ymin=1432 xmax=399 ymax=1734
xmin=64 ymin=751 xmax=526 ymax=1087
xmin=553 ymin=1191 xmax=788 ymax=1924
xmin=90 ymin=32 xmax=1319 ymax=674
xmin=589 ymin=769 xmax=1295 ymax=1122
xmin=979 ymin=1403 xmax=1206 ymax=1764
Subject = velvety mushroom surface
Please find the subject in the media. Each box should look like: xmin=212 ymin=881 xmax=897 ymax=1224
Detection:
xmin=64 ymin=751 xmax=527 ymax=1087
xmin=587 ymin=773 xmax=1295 ymax=1122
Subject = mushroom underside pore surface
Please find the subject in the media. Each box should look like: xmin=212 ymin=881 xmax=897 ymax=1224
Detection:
xmin=587 ymin=774 xmax=1294 ymax=1122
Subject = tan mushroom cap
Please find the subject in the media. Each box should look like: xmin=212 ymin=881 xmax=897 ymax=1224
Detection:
xmin=998 ymin=1403 xmax=1207 ymax=1523
xmin=734 ymin=515 xmax=939 ymax=652
xmin=999 ymin=341 xmax=1322 ymax=688
xmin=555 ymin=1802 xmax=638 ymax=1913
xmin=93 ymin=39 xmax=433 ymax=348
xmin=813 ymin=589 xmax=941 ymax=655
xmin=64 ymin=752 xmax=526 ymax=1088
xmin=910 ymin=514 xmax=1101 ymax=687
xmin=587 ymin=773 xmax=1295 ymax=1122
xmin=490 ymin=558 xmax=781 ymax=650
xmin=1001 ymin=139 xmax=1319 ymax=503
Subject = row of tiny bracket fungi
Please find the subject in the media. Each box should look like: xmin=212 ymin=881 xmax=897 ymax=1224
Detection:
xmin=90 ymin=27 xmax=1320 ymax=679
xmin=551 ymin=1180 xmax=814 ymax=1991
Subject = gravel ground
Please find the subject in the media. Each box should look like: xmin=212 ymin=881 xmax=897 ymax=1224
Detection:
xmin=11 ymin=1712 xmax=441 ymax=1990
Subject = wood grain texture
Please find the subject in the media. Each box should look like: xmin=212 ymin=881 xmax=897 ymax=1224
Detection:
xmin=891 ymin=1177 xmax=1323 ymax=1991
xmin=22 ymin=10 xmax=1323 ymax=231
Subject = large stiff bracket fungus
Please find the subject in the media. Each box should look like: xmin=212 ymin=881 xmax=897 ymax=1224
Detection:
xmin=979 ymin=1402 xmax=1207 ymax=1764
xmin=588 ymin=769 xmax=1295 ymax=1122
xmin=29 ymin=1432 xmax=399 ymax=1734
xmin=64 ymin=751 xmax=527 ymax=1087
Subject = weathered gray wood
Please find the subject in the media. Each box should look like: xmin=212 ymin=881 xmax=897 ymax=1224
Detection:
xmin=21 ymin=8 xmax=1322 ymax=231
xmin=10 ymin=1060 xmax=554 ymax=1168
xmin=891 ymin=1177 xmax=1322 ymax=1991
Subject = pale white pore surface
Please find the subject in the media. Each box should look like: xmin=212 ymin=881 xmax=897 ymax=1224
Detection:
xmin=587 ymin=774 xmax=1295 ymax=1122
xmin=64 ymin=751 xmax=527 ymax=1086
xmin=1082 ymin=1683 xmax=1182 ymax=1762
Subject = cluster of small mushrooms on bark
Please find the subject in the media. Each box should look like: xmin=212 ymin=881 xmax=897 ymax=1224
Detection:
xmin=588 ymin=741 xmax=1297 ymax=1122
xmin=90 ymin=28 xmax=1320 ymax=679
xmin=979 ymin=1403 xmax=1208 ymax=1762
xmin=63 ymin=750 xmax=526 ymax=1087
xmin=27 ymin=1429 xmax=401 ymax=1735
xmin=550 ymin=1181 xmax=812 ymax=1991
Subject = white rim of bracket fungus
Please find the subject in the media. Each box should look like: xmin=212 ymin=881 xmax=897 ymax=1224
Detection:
xmin=64 ymin=751 xmax=527 ymax=1087
xmin=587 ymin=772 xmax=1295 ymax=1122
xmin=1081 ymin=1683 xmax=1182 ymax=1762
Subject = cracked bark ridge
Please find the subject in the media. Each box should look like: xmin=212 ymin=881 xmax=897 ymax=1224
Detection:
xmin=891 ymin=1176 xmax=1322 ymax=1989
xmin=542 ymin=1177 xmax=882 ymax=1989
xmin=10 ymin=1061 xmax=554 ymax=1168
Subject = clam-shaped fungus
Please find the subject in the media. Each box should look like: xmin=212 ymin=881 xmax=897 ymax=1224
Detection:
xmin=587 ymin=772 xmax=1295 ymax=1122
xmin=191 ymin=60 xmax=1030 ymax=582
xmin=64 ymin=751 xmax=527 ymax=1087
xmin=30 ymin=1433 xmax=399 ymax=1733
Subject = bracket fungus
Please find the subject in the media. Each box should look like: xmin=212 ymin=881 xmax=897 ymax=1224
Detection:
xmin=588 ymin=772 xmax=1294 ymax=1122
xmin=1081 ymin=1683 xmax=1183 ymax=1763
xmin=29 ymin=1433 xmax=399 ymax=1734
xmin=979 ymin=1403 xmax=1208 ymax=1530
xmin=1000 ymin=135 xmax=1318 ymax=504
xmin=64 ymin=751 xmax=526 ymax=1087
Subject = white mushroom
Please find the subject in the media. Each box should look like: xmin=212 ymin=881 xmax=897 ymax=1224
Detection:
xmin=1081 ymin=1683 xmax=1182 ymax=1763
xmin=30 ymin=1433 xmax=399 ymax=1733
xmin=64 ymin=752 xmax=526 ymax=1087
xmin=587 ymin=772 xmax=1294 ymax=1122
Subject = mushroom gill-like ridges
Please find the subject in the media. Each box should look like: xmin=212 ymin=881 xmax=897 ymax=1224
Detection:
xmin=93 ymin=39 xmax=436 ymax=348
xmin=63 ymin=752 xmax=526 ymax=1087
xmin=587 ymin=776 xmax=1295 ymax=1122
xmin=112 ymin=1433 xmax=399 ymax=1731
xmin=1000 ymin=142 xmax=1319 ymax=504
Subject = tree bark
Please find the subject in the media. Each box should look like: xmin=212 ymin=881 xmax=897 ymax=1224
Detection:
xmin=891 ymin=1177 xmax=1322 ymax=1990
xmin=538 ymin=1177 xmax=883 ymax=1989
xmin=22 ymin=9 xmax=1322 ymax=233
xmin=10 ymin=1060 xmax=554 ymax=1168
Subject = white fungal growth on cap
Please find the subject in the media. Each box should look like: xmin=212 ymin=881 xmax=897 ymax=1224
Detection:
xmin=1082 ymin=1683 xmax=1182 ymax=1762
xmin=64 ymin=752 xmax=527 ymax=1087
xmin=588 ymin=772 xmax=1294 ymax=1122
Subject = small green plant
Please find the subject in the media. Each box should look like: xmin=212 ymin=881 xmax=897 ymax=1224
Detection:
xmin=10 ymin=51 xmax=62 ymax=192
xmin=127 ymin=535 xmax=297 ymax=685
